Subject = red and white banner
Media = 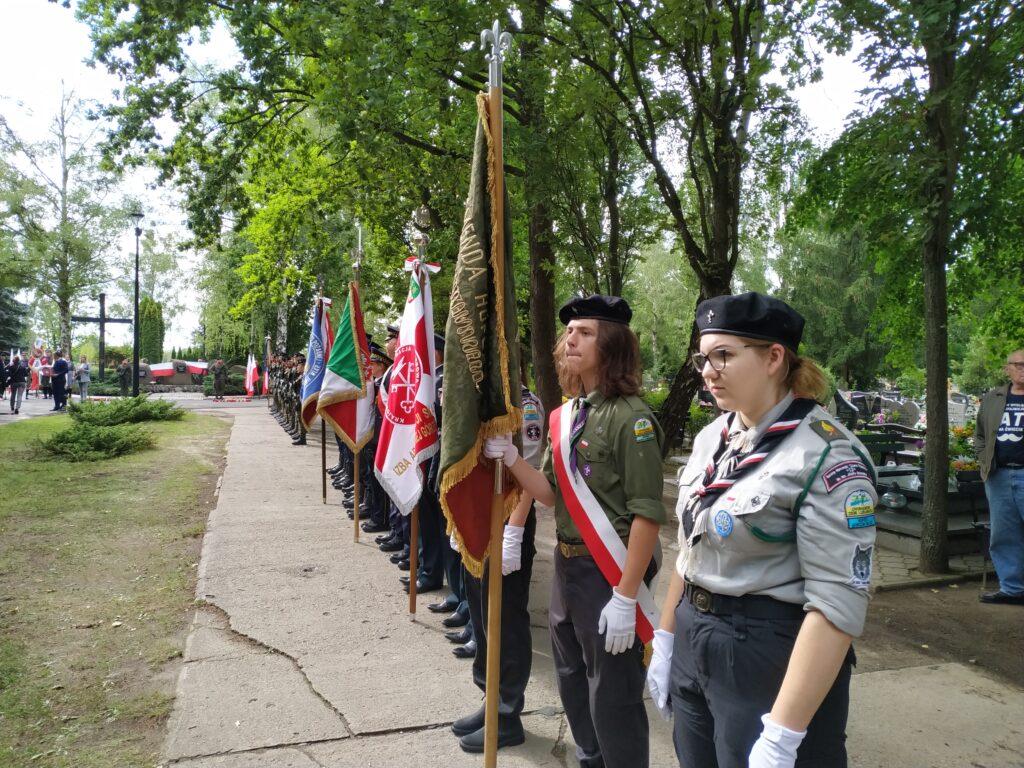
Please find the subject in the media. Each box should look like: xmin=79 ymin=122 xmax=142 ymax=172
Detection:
xmin=186 ymin=360 xmax=208 ymax=375
xmin=550 ymin=401 xmax=658 ymax=644
xmin=149 ymin=362 xmax=175 ymax=377
xmin=374 ymin=259 xmax=440 ymax=516
xmin=245 ymin=353 xmax=258 ymax=398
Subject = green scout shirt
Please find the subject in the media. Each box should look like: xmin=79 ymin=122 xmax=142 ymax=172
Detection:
xmin=542 ymin=391 xmax=667 ymax=542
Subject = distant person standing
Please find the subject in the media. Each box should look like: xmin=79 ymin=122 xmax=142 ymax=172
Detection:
xmin=75 ymin=355 xmax=92 ymax=401
xmin=975 ymin=348 xmax=1024 ymax=605
xmin=38 ymin=352 xmax=52 ymax=399
xmin=8 ymin=356 xmax=27 ymax=414
xmin=50 ymin=350 xmax=69 ymax=411
xmin=210 ymin=358 xmax=227 ymax=401
xmin=0 ymin=355 xmax=8 ymax=400
xmin=117 ymin=358 xmax=132 ymax=396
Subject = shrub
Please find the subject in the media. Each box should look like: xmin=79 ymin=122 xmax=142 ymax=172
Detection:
xmin=87 ymin=380 xmax=123 ymax=397
xmin=642 ymin=388 xmax=669 ymax=412
xmin=39 ymin=423 xmax=154 ymax=462
xmin=67 ymin=395 xmax=185 ymax=426
xmin=686 ymin=402 xmax=715 ymax=438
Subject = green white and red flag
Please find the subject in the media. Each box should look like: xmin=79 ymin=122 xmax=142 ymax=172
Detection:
xmin=317 ymin=283 xmax=374 ymax=451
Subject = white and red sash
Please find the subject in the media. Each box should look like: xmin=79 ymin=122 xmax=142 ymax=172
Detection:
xmin=550 ymin=400 xmax=658 ymax=644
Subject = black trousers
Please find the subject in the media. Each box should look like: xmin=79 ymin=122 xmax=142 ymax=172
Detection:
xmin=464 ymin=506 xmax=537 ymax=719
xmin=549 ymin=551 xmax=649 ymax=768
xmin=52 ymin=379 xmax=67 ymax=409
xmin=670 ymin=597 xmax=854 ymax=768
xmin=416 ymin=487 xmax=445 ymax=587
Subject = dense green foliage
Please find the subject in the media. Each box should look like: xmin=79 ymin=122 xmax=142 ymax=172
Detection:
xmin=138 ymin=295 xmax=165 ymax=364
xmin=38 ymin=422 xmax=154 ymax=461
xmin=67 ymin=395 xmax=185 ymax=426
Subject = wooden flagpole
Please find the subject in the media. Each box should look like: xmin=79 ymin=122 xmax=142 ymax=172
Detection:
xmin=353 ymin=239 xmax=364 ymax=541
xmin=482 ymin=20 xmax=512 ymax=768
xmin=353 ymin=453 xmax=361 ymax=541
xmin=320 ymin=298 xmax=328 ymax=505
xmin=409 ymin=505 xmax=419 ymax=614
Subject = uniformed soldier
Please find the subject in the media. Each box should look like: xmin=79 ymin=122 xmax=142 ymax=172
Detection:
xmin=485 ymin=294 xmax=666 ymax=768
xmin=116 ymin=358 xmax=132 ymax=397
xmin=209 ymin=358 xmax=227 ymax=401
xmin=453 ymin=359 xmax=546 ymax=753
xmin=646 ymin=292 xmax=878 ymax=768
xmin=358 ymin=341 xmax=392 ymax=532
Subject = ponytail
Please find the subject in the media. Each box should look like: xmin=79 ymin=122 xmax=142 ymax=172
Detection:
xmin=785 ymin=352 xmax=829 ymax=403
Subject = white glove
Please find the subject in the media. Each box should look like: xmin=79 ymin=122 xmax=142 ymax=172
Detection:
xmin=597 ymin=588 xmax=637 ymax=654
xmin=646 ymin=629 xmax=674 ymax=720
xmin=501 ymin=524 xmax=524 ymax=575
xmin=450 ymin=531 xmax=459 ymax=550
xmin=483 ymin=434 xmax=518 ymax=467
xmin=748 ymin=714 xmax=806 ymax=768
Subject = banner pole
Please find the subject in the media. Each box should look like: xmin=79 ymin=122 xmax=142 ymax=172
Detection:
xmin=353 ymin=452 xmax=361 ymax=542
xmin=321 ymin=419 xmax=327 ymax=504
xmin=481 ymin=20 xmax=511 ymax=768
xmin=409 ymin=505 xmax=420 ymax=615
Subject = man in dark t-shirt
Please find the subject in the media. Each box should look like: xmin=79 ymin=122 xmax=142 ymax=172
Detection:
xmin=975 ymin=348 xmax=1024 ymax=605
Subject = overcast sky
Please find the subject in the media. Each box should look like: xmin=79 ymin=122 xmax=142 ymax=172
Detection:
xmin=2 ymin=2 xmax=870 ymax=350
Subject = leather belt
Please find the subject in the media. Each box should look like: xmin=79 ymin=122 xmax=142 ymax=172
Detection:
xmin=557 ymin=536 xmax=629 ymax=559
xmin=684 ymin=583 xmax=805 ymax=619
xmin=1003 ymin=463 xmax=1024 ymax=469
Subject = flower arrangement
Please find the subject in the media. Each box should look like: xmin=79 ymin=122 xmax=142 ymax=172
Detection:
xmin=949 ymin=423 xmax=978 ymax=473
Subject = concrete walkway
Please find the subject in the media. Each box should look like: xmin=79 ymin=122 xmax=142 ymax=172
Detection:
xmin=102 ymin=403 xmax=1024 ymax=766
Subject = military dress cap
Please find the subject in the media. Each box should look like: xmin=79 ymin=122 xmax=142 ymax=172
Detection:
xmin=696 ymin=292 xmax=804 ymax=353
xmin=386 ymin=323 xmax=399 ymax=337
xmin=558 ymin=294 xmax=632 ymax=325
xmin=368 ymin=341 xmax=392 ymax=364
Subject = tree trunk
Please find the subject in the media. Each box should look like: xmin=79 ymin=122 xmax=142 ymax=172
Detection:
xmin=520 ymin=0 xmax=560 ymax=415
xmin=918 ymin=19 xmax=958 ymax=574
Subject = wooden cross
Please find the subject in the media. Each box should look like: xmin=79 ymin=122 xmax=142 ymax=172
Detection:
xmin=71 ymin=293 xmax=131 ymax=381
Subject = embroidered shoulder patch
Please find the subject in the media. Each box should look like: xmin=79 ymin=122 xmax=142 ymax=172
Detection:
xmin=844 ymin=489 xmax=876 ymax=529
xmin=524 ymin=403 xmax=540 ymax=421
xmin=848 ymin=544 xmax=873 ymax=590
xmin=634 ymin=417 xmax=655 ymax=442
xmin=822 ymin=460 xmax=871 ymax=493
xmin=810 ymin=419 xmax=844 ymax=443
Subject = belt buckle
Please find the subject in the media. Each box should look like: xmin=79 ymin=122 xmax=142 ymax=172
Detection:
xmin=691 ymin=586 xmax=712 ymax=613
xmin=558 ymin=541 xmax=571 ymax=559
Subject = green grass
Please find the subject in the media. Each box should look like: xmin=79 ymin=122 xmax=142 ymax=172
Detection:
xmin=0 ymin=412 xmax=229 ymax=768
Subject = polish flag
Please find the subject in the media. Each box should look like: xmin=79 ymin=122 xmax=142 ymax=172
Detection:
xmin=245 ymin=353 xmax=258 ymax=398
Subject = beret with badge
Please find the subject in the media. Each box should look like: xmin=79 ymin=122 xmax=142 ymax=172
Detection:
xmin=695 ymin=292 xmax=804 ymax=353
xmin=558 ymin=294 xmax=633 ymax=326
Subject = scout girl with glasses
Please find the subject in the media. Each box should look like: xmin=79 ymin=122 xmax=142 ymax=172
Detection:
xmin=649 ymin=292 xmax=877 ymax=768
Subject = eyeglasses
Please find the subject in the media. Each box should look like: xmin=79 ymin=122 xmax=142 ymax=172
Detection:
xmin=1008 ymin=362 xmax=1024 ymax=370
xmin=691 ymin=344 xmax=771 ymax=372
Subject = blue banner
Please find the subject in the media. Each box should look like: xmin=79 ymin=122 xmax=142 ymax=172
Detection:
xmin=300 ymin=302 xmax=328 ymax=428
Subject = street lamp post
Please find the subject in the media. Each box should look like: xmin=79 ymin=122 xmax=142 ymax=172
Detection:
xmin=129 ymin=211 xmax=143 ymax=397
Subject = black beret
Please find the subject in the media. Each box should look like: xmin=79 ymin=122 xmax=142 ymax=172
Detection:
xmin=558 ymin=294 xmax=632 ymax=325
xmin=695 ymin=292 xmax=804 ymax=353
xmin=434 ymin=332 xmax=445 ymax=350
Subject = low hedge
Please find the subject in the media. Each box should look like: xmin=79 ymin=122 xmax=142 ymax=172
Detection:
xmin=39 ymin=422 xmax=154 ymax=462
xmin=67 ymin=395 xmax=185 ymax=426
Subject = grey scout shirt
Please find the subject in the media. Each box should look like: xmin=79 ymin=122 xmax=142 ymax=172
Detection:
xmin=543 ymin=391 xmax=667 ymax=543
xmin=675 ymin=393 xmax=877 ymax=637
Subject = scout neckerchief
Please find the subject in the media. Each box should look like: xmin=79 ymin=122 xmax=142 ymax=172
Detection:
xmin=550 ymin=399 xmax=658 ymax=643
xmin=681 ymin=397 xmax=816 ymax=544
